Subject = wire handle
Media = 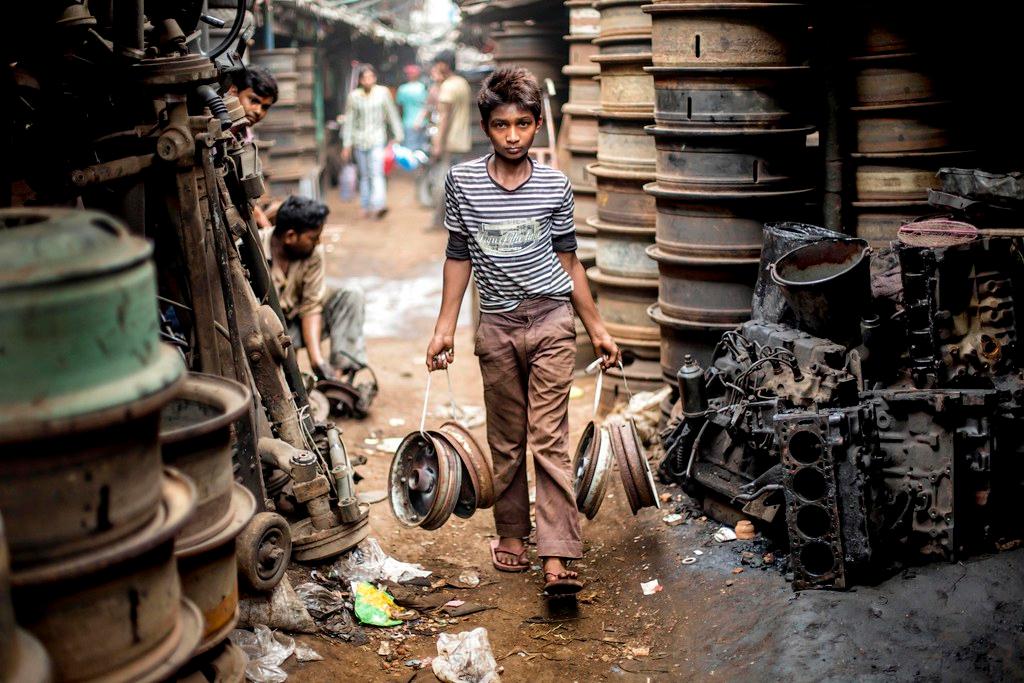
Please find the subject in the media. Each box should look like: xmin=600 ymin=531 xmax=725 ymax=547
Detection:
xmin=420 ymin=363 xmax=461 ymax=436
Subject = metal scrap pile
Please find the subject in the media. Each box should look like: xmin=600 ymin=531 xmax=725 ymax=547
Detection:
xmin=659 ymin=221 xmax=1024 ymax=590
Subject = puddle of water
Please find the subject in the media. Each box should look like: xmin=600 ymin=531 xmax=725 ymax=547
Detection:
xmin=328 ymin=263 xmax=471 ymax=339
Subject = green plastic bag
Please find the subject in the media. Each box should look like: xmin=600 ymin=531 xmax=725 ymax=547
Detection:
xmin=352 ymin=581 xmax=402 ymax=627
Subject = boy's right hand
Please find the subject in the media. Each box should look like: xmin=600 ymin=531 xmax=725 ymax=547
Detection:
xmin=426 ymin=334 xmax=455 ymax=371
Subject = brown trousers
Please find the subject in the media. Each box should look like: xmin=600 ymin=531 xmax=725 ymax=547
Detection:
xmin=474 ymin=297 xmax=582 ymax=559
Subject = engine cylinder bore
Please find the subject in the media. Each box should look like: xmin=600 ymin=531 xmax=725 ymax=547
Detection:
xmin=792 ymin=466 xmax=827 ymax=502
xmin=795 ymin=504 xmax=832 ymax=539
xmin=787 ymin=430 xmax=824 ymax=465
xmin=799 ymin=541 xmax=837 ymax=577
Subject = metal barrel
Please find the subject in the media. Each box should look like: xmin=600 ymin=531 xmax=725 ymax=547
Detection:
xmin=641 ymin=1 xmax=815 ymax=398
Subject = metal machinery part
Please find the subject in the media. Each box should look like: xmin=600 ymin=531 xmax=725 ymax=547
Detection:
xmin=0 ymin=515 xmax=51 ymax=683
xmin=11 ymin=470 xmax=203 ymax=683
xmin=573 ymin=422 xmax=615 ymax=520
xmin=572 ymin=416 xmax=661 ymax=518
xmin=607 ymin=417 xmax=662 ymax=514
xmin=161 ymin=373 xmax=260 ymax=653
xmin=659 ymin=232 xmax=1024 ymax=590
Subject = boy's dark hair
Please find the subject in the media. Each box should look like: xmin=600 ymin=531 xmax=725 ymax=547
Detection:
xmin=434 ymin=50 xmax=456 ymax=71
xmin=274 ymin=196 xmax=329 ymax=237
xmin=477 ymin=66 xmax=542 ymax=123
xmin=233 ymin=64 xmax=279 ymax=102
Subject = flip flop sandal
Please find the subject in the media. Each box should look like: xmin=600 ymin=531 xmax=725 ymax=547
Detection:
xmin=490 ymin=539 xmax=530 ymax=573
xmin=543 ymin=571 xmax=584 ymax=596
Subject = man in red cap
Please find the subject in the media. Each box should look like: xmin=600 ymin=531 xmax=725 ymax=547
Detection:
xmin=396 ymin=63 xmax=428 ymax=152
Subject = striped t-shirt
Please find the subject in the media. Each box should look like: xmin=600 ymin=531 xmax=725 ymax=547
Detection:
xmin=444 ymin=155 xmax=577 ymax=313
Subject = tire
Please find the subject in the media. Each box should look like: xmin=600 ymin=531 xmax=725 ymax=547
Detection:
xmin=236 ymin=511 xmax=291 ymax=592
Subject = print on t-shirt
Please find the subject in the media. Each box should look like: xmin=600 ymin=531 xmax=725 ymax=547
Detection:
xmin=476 ymin=218 xmax=544 ymax=257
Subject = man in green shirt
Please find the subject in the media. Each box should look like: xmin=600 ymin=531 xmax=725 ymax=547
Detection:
xmin=396 ymin=64 xmax=428 ymax=152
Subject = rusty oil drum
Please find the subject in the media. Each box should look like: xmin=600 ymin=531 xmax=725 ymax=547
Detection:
xmin=592 ymin=40 xmax=655 ymax=116
xmin=567 ymin=0 xmax=601 ymax=37
xmin=0 ymin=208 xmax=183 ymax=569
xmin=11 ymin=470 xmax=202 ymax=683
xmin=589 ymin=217 xmax=658 ymax=279
xmin=644 ymin=2 xmax=810 ymax=68
xmin=587 ymin=266 xmax=660 ymax=347
xmin=595 ymin=0 xmax=652 ymax=41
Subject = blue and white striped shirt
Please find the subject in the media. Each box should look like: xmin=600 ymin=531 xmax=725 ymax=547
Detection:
xmin=444 ymin=155 xmax=577 ymax=313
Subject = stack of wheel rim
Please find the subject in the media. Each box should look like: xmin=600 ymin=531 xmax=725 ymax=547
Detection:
xmin=0 ymin=208 xmax=207 ymax=683
xmin=160 ymin=372 xmax=256 ymax=677
xmin=588 ymin=0 xmax=664 ymax=409
xmin=491 ymin=20 xmax=569 ymax=150
xmin=845 ymin=10 xmax=971 ymax=245
xmin=251 ymin=47 xmax=320 ymax=199
xmin=563 ymin=0 xmax=602 ymax=258
xmin=640 ymin=1 xmax=815 ymax=394
xmin=390 ymin=422 xmax=496 ymax=530
xmin=562 ymin=1 xmax=602 ymax=371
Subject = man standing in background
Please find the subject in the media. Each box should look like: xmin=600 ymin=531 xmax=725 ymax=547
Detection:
xmin=342 ymin=65 xmax=404 ymax=219
xmin=430 ymin=50 xmax=472 ymax=227
xmin=396 ymin=64 xmax=429 ymax=152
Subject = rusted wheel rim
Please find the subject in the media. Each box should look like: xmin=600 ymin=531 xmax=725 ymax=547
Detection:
xmin=573 ymin=422 xmax=614 ymax=520
xmin=573 ymin=422 xmax=599 ymax=511
xmin=608 ymin=417 xmax=660 ymax=514
xmin=420 ymin=434 xmax=462 ymax=530
xmin=439 ymin=421 xmax=495 ymax=509
xmin=389 ymin=431 xmax=461 ymax=530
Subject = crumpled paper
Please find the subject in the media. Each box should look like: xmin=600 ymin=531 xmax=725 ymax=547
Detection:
xmin=330 ymin=537 xmax=432 ymax=584
xmin=432 ymin=628 xmax=501 ymax=683
xmin=229 ymin=625 xmax=295 ymax=683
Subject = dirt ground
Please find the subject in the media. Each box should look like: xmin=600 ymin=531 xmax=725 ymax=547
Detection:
xmin=276 ymin=174 xmax=1024 ymax=682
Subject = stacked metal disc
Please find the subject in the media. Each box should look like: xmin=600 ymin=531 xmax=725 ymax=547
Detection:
xmin=588 ymin=0 xmax=664 ymax=409
xmin=562 ymin=0 xmax=602 ymax=256
xmin=641 ymin=1 xmax=815 ymax=395
xmin=160 ymin=373 xmax=256 ymax=675
xmin=491 ymin=20 xmax=569 ymax=150
xmin=251 ymin=48 xmax=320 ymax=199
xmin=0 ymin=208 xmax=206 ymax=683
xmin=845 ymin=11 xmax=970 ymax=245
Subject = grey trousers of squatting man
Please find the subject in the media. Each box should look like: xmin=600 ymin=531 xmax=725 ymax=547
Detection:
xmin=287 ymin=286 xmax=368 ymax=373
xmin=475 ymin=297 xmax=582 ymax=559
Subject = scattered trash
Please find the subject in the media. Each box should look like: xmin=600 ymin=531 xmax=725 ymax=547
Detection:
xmin=640 ymin=579 xmax=662 ymax=595
xmin=352 ymin=582 xmax=404 ymax=627
xmin=763 ymin=553 xmax=775 ymax=565
xmin=321 ymin=605 xmax=368 ymax=645
xmin=363 ymin=437 xmax=380 ymax=446
xmin=662 ymin=513 xmax=684 ymax=526
xmin=229 ymin=625 xmax=295 ymax=683
xmin=569 ymin=386 xmax=584 ymax=400
xmin=681 ymin=557 xmax=697 ymax=565
xmin=732 ymin=567 xmax=745 ymax=575
xmin=659 ymin=492 xmax=673 ymax=503
xmin=734 ymin=520 xmax=756 ymax=540
xmin=693 ymin=549 xmax=704 ymax=556
xmin=458 ymin=571 xmax=480 ymax=588
xmin=294 ymin=582 xmax=347 ymax=620
xmin=725 ymin=580 xmax=735 ymax=587
xmin=331 ymin=537 xmax=432 ymax=584
xmin=239 ymin=576 xmax=317 ymax=633
xmin=628 ymin=646 xmax=650 ymax=658
xmin=445 ymin=599 xmax=466 ymax=608
xmin=443 ymin=602 xmax=493 ymax=618
xmin=713 ymin=527 xmax=738 ymax=543
xmin=377 ymin=641 xmax=393 ymax=658
xmin=432 ymin=628 xmax=501 ymax=683
xmin=294 ymin=642 xmax=323 ymax=663
xmin=356 ymin=489 xmax=388 ymax=505
xmin=605 ymin=386 xmax=671 ymax=444
xmin=388 ymin=417 xmax=406 ymax=427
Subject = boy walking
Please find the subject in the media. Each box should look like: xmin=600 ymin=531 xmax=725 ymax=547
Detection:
xmin=425 ymin=68 xmax=619 ymax=595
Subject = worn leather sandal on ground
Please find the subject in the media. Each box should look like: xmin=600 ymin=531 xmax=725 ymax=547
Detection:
xmin=543 ymin=571 xmax=584 ymax=596
xmin=490 ymin=539 xmax=530 ymax=572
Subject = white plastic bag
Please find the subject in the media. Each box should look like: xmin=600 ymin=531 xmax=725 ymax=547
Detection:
xmin=330 ymin=537 xmax=431 ymax=584
xmin=432 ymin=628 xmax=501 ymax=683
xmin=229 ymin=625 xmax=295 ymax=683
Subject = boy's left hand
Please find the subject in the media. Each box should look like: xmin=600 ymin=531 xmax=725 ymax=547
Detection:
xmin=592 ymin=333 xmax=621 ymax=370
